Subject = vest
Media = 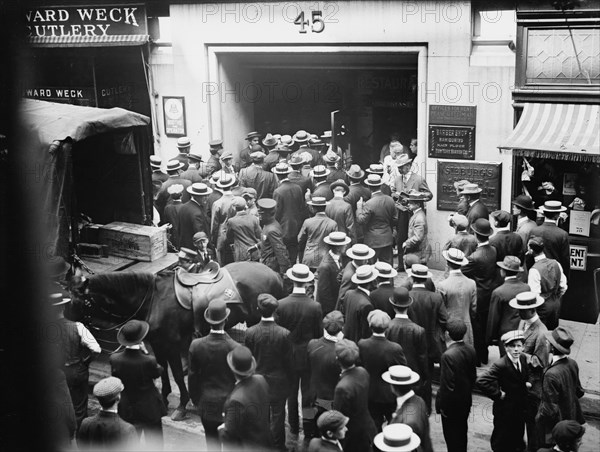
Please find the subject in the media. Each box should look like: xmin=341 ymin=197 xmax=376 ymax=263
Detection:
xmin=532 ymin=258 xmax=561 ymax=301
xmin=57 ymin=318 xmax=85 ymax=367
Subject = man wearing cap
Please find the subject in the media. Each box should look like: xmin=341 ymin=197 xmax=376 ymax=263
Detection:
xmin=477 ymin=330 xmax=531 ymax=452
xmin=50 ymin=293 xmax=101 ymax=429
xmin=526 ymin=236 xmax=568 ymax=330
xmin=240 ymin=187 xmax=259 ymax=218
xmin=369 ymin=261 xmax=398 ymax=319
xmin=77 ymin=377 xmax=138 ymax=450
xmin=309 ymin=165 xmax=334 ymax=201
xmin=244 ymin=294 xmax=293 ymax=451
xmin=276 ymin=264 xmax=323 ymax=439
xmin=400 ymin=190 xmax=432 ymax=265
xmin=298 ymin=196 xmax=339 ymax=271
xmin=211 ymin=174 xmax=237 ymax=264
xmin=110 ymin=320 xmax=166 ymax=446
xmin=221 ymin=346 xmax=273 ymax=450
xmin=536 ymin=326 xmax=585 ymax=448
xmin=263 ymin=143 xmax=287 ymax=171
xmin=359 ymin=310 xmax=407 ymax=431
xmin=530 ymin=201 xmax=570 ymax=280
xmin=224 ymin=196 xmax=261 ymax=262
xmin=308 ymin=410 xmax=349 ymax=452
xmin=406 ymin=264 xmax=448 ymax=412
xmin=462 ymin=218 xmax=500 ymax=365
xmin=326 ymin=179 xmax=356 ymax=244
xmin=333 ymin=339 xmax=377 ymax=452
xmin=386 ymin=288 xmax=429 ymax=407
xmin=288 ymin=153 xmax=313 ymax=193
xmin=273 ymin=162 xmax=309 ymax=264
xmin=385 ymin=365 xmax=433 ymax=452
xmin=205 ymin=139 xmax=223 ymax=176
xmin=177 ymin=182 xmax=212 ymax=250
xmin=218 ymin=149 xmax=238 ymax=177
xmin=462 ymin=183 xmax=489 ymax=229
xmin=337 ymin=243 xmax=376 ymax=304
xmin=538 ymin=420 xmax=586 ymax=452
xmin=317 ymin=232 xmax=351 ymax=316
xmin=512 ymin=194 xmax=537 ymax=255
xmin=180 ymin=150 xmax=208 ymax=183
xmin=251 ymin=198 xmax=291 ymax=278
xmin=173 ymin=136 xmax=192 ymax=171
xmin=155 ymin=160 xmax=192 ymax=219
xmin=239 ymin=131 xmax=262 ymax=169
xmin=188 ymin=299 xmax=239 ymax=451
xmin=443 ymin=213 xmax=478 ymax=258
xmin=161 ymin=184 xmax=185 ymax=249
xmin=436 ymin=318 xmax=477 ymax=452
xmin=487 ymin=256 xmax=531 ymax=355
xmin=339 ymin=264 xmax=378 ymax=343
xmin=490 ymin=209 xmax=524 ymax=262
xmin=323 ymin=150 xmax=349 ymax=184
xmin=357 ymin=173 xmax=398 ymax=266
xmin=437 ymin=248 xmax=477 ymax=348
xmin=150 ymin=155 xmax=168 ymax=185
xmin=193 ymin=231 xmax=216 ymax=268
xmin=177 ymin=247 xmax=199 ymax=272
xmin=239 ymin=150 xmax=278 ymax=199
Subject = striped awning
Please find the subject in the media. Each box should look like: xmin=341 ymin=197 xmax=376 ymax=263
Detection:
xmin=28 ymin=34 xmax=149 ymax=48
xmin=499 ymin=103 xmax=600 ymax=162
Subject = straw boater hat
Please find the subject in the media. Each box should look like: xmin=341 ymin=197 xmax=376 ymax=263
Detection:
xmin=286 ymin=263 xmax=315 ymax=283
xmin=177 ymin=136 xmax=191 ymax=150
xmin=227 ymin=345 xmax=257 ymax=377
xmin=545 ymin=326 xmax=574 ymax=355
xmin=374 ymin=423 xmax=421 ymax=452
xmin=346 ymin=243 xmax=375 ymax=261
xmin=204 ymin=298 xmax=231 ymax=324
xmin=150 ymin=155 xmax=162 ymax=169
xmin=346 ymin=164 xmax=365 ymax=180
xmin=537 ymin=200 xmax=567 ymax=214
xmin=496 ymin=255 xmax=523 ymax=272
xmin=293 ymin=130 xmax=311 ymax=143
xmin=406 ymin=264 xmax=432 ymax=279
xmin=389 ymin=287 xmax=413 ymax=308
xmin=117 ymin=320 xmax=150 ymax=347
xmin=168 ymin=184 xmax=184 ymax=196
xmin=382 ymin=365 xmax=420 ymax=386
xmin=245 ymin=131 xmax=261 ymax=140
xmin=395 ymin=154 xmax=413 ymax=168
xmin=166 ymin=160 xmax=185 ymax=172
xmin=187 ymin=182 xmax=213 ymax=196
xmin=501 ymin=330 xmax=525 ymax=345
xmin=320 ymin=130 xmax=333 ymax=140
xmin=323 ymin=150 xmax=340 ymax=164
xmin=442 ymin=248 xmax=468 ymax=266
xmin=280 ymin=134 xmax=294 ymax=146
xmin=307 ymin=196 xmax=329 ymax=207
xmin=330 ymin=179 xmax=350 ymax=195
xmin=512 ymin=194 xmax=535 ymax=211
xmin=453 ymin=179 xmax=471 ymax=193
xmin=460 ymin=183 xmax=482 ymax=195
xmin=216 ymin=173 xmax=236 ymax=189
xmin=364 ymin=174 xmax=384 ymax=186
xmin=366 ymin=164 xmax=384 ymax=174
xmin=400 ymin=190 xmax=429 ymax=202
xmin=311 ymin=165 xmax=331 ymax=178
xmin=324 ymin=231 xmax=352 ymax=246
xmin=272 ymin=162 xmax=292 ymax=175
xmin=289 ymin=154 xmax=306 ymax=167
xmin=351 ymin=265 xmax=379 ymax=285
xmin=374 ymin=261 xmax=398 ymax=279
xmin=509 ymin=291 xmax=545 ymax=310
xmin=262 ymin=133 xmax=277 ymax=147
xmin=470 ymin=218 xmax=493 ymax=236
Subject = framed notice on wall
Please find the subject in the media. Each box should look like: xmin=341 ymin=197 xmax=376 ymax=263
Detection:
xmin=428 ymin=105 xmax=477 ymax=160
xmin=437 ymin=160 xmax=502 ymax=211
xmin=163 ymin=96 xmax=186 ymax=137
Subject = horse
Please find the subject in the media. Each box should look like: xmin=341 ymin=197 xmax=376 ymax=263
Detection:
xmin=68 ymin=261 xmax=285 ymax=421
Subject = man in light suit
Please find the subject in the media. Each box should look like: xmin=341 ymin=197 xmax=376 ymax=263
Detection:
xmin=401 ymin=190 xmax=432 ymax=265
xmin=393 ymin=154 xmax=432 ymax=271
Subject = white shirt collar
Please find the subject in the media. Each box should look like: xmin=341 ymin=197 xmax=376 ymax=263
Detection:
xmin=396 ymin=390 xmax=415 ymax=410
xmin=372 ymin=332 xmax=386 ymax=337
xmin=210 ymin=329 xmax=225 ymax=334
xmin=293 ymin=287 xmax=307 ymax=294
xmin=378 ymin=281 xmax=391 ymax=286
xmin=495 ymin=226 xmax=510 ymax=232
xmin=505 ymin=275 xmax=517 ymax=280
xmin=413 ymin=207 xmax=422 ymax=214
xmin=534 ymin=253 xmax=547 ymax=262
xmin=506 ymin=353 xmax=520 ymax=366
xmin=126 ymin=345 xmax=141 ymax=350
xmin=477 ymin=241 xmax=490 ymax=247
xmin=524 ymin=313 xmax=539 ymax=325
xmin=518 ymin=216 xmax=530 ymax=225
xmin=412 ymin=283 xmax=425 ymax=288
xmin=449 ymin=269 xmax=462 ymax=274
xmin=261 ymin=317 xmax=275 ymax=322
xmin=395 ymin=313 xmax=408 ymax=319
xmin=357 ymin=286 xmax=370 ymax=296
xmin=329 ymin=250 xmax=341 ymax=263
xmin=469 ymin=199 xmax=479 ymax=206
xmin=551 ymin=354 xmax=567 ymax=365
xmin=324 ymin=330 xmax=342 ymax=342
xmin=403 ymin=171 xmax=412 ymax=180
xmin=544 ymin=218 xmax=557 ymax=224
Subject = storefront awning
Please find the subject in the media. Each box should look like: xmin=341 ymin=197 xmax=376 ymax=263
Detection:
xmin=28 ymin=34 xmax=149 ymax=48
xmin=499 ymin=103 xmax=600 ymax=162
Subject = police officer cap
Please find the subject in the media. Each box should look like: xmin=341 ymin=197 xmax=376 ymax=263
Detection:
xmin=257 ymin=198 xmax=277 ymax=211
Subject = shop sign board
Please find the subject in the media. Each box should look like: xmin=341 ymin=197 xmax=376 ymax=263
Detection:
xmin=22 ymin=86 xmax=96 ymax=105
xmin=163 ymin=96 xmax=187 ymax=137
xmin=429 ymin=105 xmax=476 ymax=160
xmin=25 ymin=4 xmax=147 ymax=38
xmin=436 ymin=160 xmax=502 ymax=212
xmin=569 ymin=210 xmax=591 ymax=237
xmin=570 ymin=244 xmax=587 ymax=271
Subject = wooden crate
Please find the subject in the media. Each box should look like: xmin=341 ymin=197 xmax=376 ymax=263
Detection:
xmin=98 ymin=222 xmax=167 ymax=262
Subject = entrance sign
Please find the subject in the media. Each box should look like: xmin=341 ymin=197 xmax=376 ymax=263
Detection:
xmin=436 ymin=160 xmax=501 ymax=212
xmin=163 ymin=96 xmax=187 ymax=137
xmin=570 ymin=245 xmax=587 ymax=271
xmin=429 ymin=105 xmax=477 ymax=160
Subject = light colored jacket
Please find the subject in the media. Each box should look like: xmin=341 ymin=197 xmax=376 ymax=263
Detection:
xmin=437 ymin=271 xmax=477 ymax=347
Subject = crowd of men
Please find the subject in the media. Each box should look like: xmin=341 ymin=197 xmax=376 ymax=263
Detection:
xmin=49 ymin=130 xmax=588 ymax=451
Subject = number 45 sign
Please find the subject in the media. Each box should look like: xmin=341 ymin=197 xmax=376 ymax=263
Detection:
xmin=294 ymin=10 xmax=325 ymax=33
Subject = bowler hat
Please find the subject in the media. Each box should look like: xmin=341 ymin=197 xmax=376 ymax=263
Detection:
xmin=324 ymin=231 xmax=351 ymax=246
xmin=364 ymin=174 xmax=384 ymax=186
xmin=177 ymin=137 xmax=191 ymax=149
xmin=512 ymin=194 xmax=535 ymax=211
xmin=187 ymin=182 xmax=213 ymax=196
xmin=382 ymin=365 xmax=420 ymax=386
xmin=117 ymin=320 xmax=150 ymax=346
xmin=311 ymin=165 xmax=330 ymax=178
xmin=293 ymin=130 xmax=310 ymax=143
xmin=286 ymin=263 xmax=315 ymax=283
xmin=49 ymin=292 xmax=70 ymax=307
xmin=470 ymin=218 xmax=493 ymax=236
xmin=501 ymin=330 xmax=525 ymax=345
xmin=442 ymin=248 xmax=468 ymax=266
xmin=316 ymin=410 xmax=349 ymax=433
xmin=366 ymin=164 xmax=384 ymax=174
xmin=368 ymin=309 xmax=391 ymax=330
xmin=351 ymin=265 xmax=379 ymax=285
xmin=389 ymin=287 xmax=413 ymax=308
xmin=346 ymin=243 xmax=375 ymax=260
xmin=395 ymin=154 xmax=413 ymax=168
xmin=166 ymin=160 xmax=185 ymax=172
xmin=460 ymin=183 xmax=482 ymax=195
xmin=245 ymin=131 xmax=260 ymax=140
xmin=330 ymin=179 xmax=349 ymax=195
xmin=272 ymin=162 xmax=292 ymax=175
xmin=307 ymin=196 xmax=329 ymax=207
xmin=93 ymin=377 xmax=124 ymax=398
xmin=346 ymin=164 xmax=365 ymax=180
xmin=262 ymin=133 xmax=277 ymax=147
xmin=374 ymin=261 xmax=398 ymax=279
xmin=406 ymin=264 xmax=432 ymax=279
xmin=227 ymin=346 xmax=257 ymax=377
xmin=545 ymin=326 xmax=574 ymax=355
xmin=374 ymin=423 xmax=421 ymax=452
xmin=537 ymin=200 xmax=567 ymax=214
xmin=204 ymin=298 xmax=231 ymax=324
xmin=257 ymin=198 xmax=277 ymax=211
xmin=509 ymin=291 xmax=545 ymax=310
xmin=216 ymin=173 xmax=236 ymax=189
xmin=496 ymin=256 xmax=523 ymax=272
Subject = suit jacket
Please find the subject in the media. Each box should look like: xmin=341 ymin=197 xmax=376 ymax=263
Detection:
xmin=466 ymin=199 xmax=489 ymax=228
xmin=274 ymin=180 xmax=309 ymax=242
xmin=333 ymin=367 xmax=377 ymax=452
xmin=356 ymin=192 xmax=397 ymax=248
xmin=490 ymin=230 xmax=523 ymax=262
xmin=326 ymin=168 xmax=349 ymax=185
xmin=152 ymin=170 xmax=169 ymax=185
xmin=245 ymin=320 xmax=293 ymax=400
xmin=370 ymin=283 xmax=396 ymax=319
xmin=260 ymin=219 xmax=291 ymax=275
xmin=161 ymin=199 xmax=184 ymax=248
xmin=307 ymin=336 xmax=341 ymax=401
xmin=156 ymin=176 xmax=192 ymax=218
xmin=385 ymin=317 xmax=428 ymax=384
xmin=211 ymin=193 xmax=237 ymax=248
xmin=180 ymin=166 xmax=205 ymax=184
xmin=222 ymin=374 xmax=272 ymax=450
xmin=188 ymin=332 xmax=239 ymax=421
xmin=238 ymin=145 xmax=253 ymax=169
xmin=340 ymin=288 xmax=374 ymax=343
xmin=358 ymin=335 xmax=407 ymax=404
xmin=462 ymin=243 xmax=500 ymax=312
xmin=408 ymin=287 xmax=448 ymax=362
xmin=225 ymin=211 xmax=262 ymax=261
xmin=530 ymin=222 xmax=570 ymax=279
xmin=516 ymin=217 xmax=537 ymax=254
xmin=436 ymin=342 xmax=477 ymax=414
xmin=289 ymin=170 xmax=313 ymax=194
xmin=391 ymin=393 xmax=433 ymax=452
xmin=316 ymin=252 xmax=344 ymax=316
xmin=404 ymin=208 xmax=431 ymax=262
xmin=239 ymin=163 xmax=278 ymax=199
xmin=109 ymin=349 xmax=166 ymax=424
xmin=437 ymin=271 xmax=477 ymax=347
xmin=344 ymin=183 xmax=371 ymax=210
xmin=393 ymin=172 xmax=432 ymax=200
xmin=443 ymin=231 xmax=478 ymax=257
xmin=477 ymin=354 xmax=530 ymax=411
xmin=313 ymin=181 xmax=334 ymax=201
xmin=487 ymin=278 xmax=530 ymax=344
xmin=519 ymin=318 xmax=549 ymax=398
xmin=298 ymin=213 xmax=338 ymax=269
xmin=325 ymin=197 xmax=356 ymax=243
xmin=263 ymin=150 xmax=283 ymax=171
xmin=177 ymin=199 xmax=210 ymax=250
xmin=308 ymin=438 xmax=343 ymax=452
xmin=205 ymin=154 xmax=222 ymax=176
xmin=276 ymin=293 xmax=323 ymax=371
xmin=77 ymin=411 xmax=138 ymax=450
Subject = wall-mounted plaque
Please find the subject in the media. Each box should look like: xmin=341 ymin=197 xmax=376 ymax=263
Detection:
xmin=429 ymin=105 xmax=477 ymax=126
xmin=437 ymin=160 xmax=502 ymax=212
xmin=163 ymin=96 xmax=186 ymax=137
xmin=428 ymin=125 xmax=475 ymax=159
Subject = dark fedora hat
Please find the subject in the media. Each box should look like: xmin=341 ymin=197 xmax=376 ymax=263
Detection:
xmin=389 ymin=287 xmax=413 ymax=308
xmin=330 ymin=179 xmax=349 ymax=195
xmin=204 ymin=298 xmax=231 ymax=324
xmin=496 ymin=255 xmax=523 ymax=272
xmin=227 ymin=345 xmax=257 ymax=377
xmin=545 ymin=326 xmax=574 ymax=355
xmin=512 ymin=194 xmax=535 ymax=211
xmin=470 ymin=218 xmax=493 ymax=236
xmin=117 ymin=320 xmax=150 ymax=346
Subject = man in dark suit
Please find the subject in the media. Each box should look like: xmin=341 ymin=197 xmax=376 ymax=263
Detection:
xmin=161 ymin=184 xmax=185 ymax=249
xmin=358 ymin=310 xmax=407 ymax=432
xmin=443 ymin=213 xmax=478 ymax=257
xmin=385 ymin=365 xmax=433 ymax=452
xmin=180 ymin=152 xmax=208 ymax=183
xmin=245 ymin=294 xmax=293 ymax=451
xmin=205 ymin=139 xmax=223 ymax=176
xmin=155 ymin=160 xmax=192 ymax=219
xmin=339 ymin=264 xmax=378 ymax=343
xmin=512 ymin=194 xmax=537 ymax=255
xmin=356 ymin=174 xmax=398 ymax=265
xmin=326 ymin=179 xmax=356 ymax=244
xmin=273 ymin=161 xmax=309 ymax=264
xmin=401 ymin=190 xmax=432 ymax=265
xmin=288 ymin=153 xmax=313 ymax=194
xmin=436 ymin=318 xmax=477 ymax=452
xmin=477 ymin=330 xmax=531 ymax=452
xmin=462 ymin=183 xmax=489 ymax=230
xmin=220 ymin=346 xmax=273 ymax=450
xmin=188 ymin=299 xmax=239 ymax=451
xmin=530 ymin=201 xmax=570 ymax=279
xmin=308 ymin=410 xmax=349 ymax=452
xmin=462 ymin=218 xmax=500 ymax=365
xmin=337 ymin=244 xmax=375 ymax=305
xmin=110 ymin=320 xmax=166 ymax=448
xmin=239 ymin=131 xmax=261 ymax=169
xmin=317 ymin=232 xmax=351 ymax=316
xmin=307 ymin=165 xmax=332 ymax=201
xmin=333 ymin=339 xmax=377 ymax=452
xmin=173 ymin=136 xmax=191 ymax=171
xmin=298 ymin=197 xmax=339 ymax=271
xmin=344 ymin=165 xmax=370 ymax=242
xmin=239 ymin=151 xmax=278 ymax=199
xmin=177 ymin=182 xmax=212 ymax=250
xmin=276 ymin=264 xmax=323 ymax=438
xmin=150 ymin=155 xmax=168 ymax=185
xmin=490 ymin=210 xmax=523 ymax=262
xmin=369 ymin=261 xmax=397 ymax=319
xmin=224 ymin=196 xmax=261 ymax=262
xmin=77 ymin=377 xmax=138 ymax=450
